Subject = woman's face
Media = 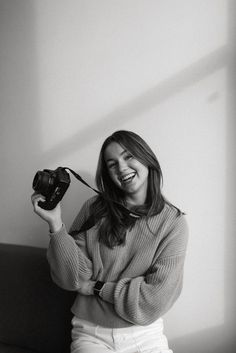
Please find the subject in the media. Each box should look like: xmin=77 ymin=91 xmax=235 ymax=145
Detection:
xmin=104 ymin=142 xmax=149 ymax=205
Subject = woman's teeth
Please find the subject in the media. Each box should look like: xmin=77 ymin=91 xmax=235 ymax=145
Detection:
xmin=120 ymin=172 xmax=136 ymax=183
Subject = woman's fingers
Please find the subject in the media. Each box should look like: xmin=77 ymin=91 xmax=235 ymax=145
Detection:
xmin=31 ymin=193 xmax=45 ymax=210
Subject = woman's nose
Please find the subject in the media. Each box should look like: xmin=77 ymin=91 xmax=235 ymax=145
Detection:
xmin=117 ymin=160 xmax=128 ymax=172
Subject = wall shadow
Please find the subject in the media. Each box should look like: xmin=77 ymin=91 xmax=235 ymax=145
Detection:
xmin=42 ymin=45 xmax=228 ymax=164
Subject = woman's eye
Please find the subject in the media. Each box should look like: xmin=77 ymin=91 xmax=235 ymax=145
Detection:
xmin=125 ymin=154 xmax=133 ymax=160
xmin=108 ymin=163 xmax=116 ymax=169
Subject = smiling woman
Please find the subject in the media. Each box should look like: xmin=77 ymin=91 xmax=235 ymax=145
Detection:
xmin=31 ymin=130 xmax=189 ymax=353
xmin=91 ymin=130 xmax=172 ymax=248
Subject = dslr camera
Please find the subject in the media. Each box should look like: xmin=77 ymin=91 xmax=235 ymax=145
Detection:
xmin=32 ymin=167 xmax=70 ymax=210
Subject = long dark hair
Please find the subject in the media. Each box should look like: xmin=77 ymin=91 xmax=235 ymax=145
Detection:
xmin=88 ymin=130 xmax=168 ymax=248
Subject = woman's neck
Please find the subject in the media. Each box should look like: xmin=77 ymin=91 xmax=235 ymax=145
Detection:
xmin=125 ymin=194 xmax=146 ymax=208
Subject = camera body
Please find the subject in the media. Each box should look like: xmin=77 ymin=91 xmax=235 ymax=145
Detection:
xmin=32 ymin=167 xmax=70 ymax=210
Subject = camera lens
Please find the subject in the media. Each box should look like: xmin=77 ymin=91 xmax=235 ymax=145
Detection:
xmin=32 ymin=171 xmax=54 ymax=196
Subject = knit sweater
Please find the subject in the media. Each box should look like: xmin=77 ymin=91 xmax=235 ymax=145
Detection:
xmin=47 ymin=196 xmax=189 ymax=328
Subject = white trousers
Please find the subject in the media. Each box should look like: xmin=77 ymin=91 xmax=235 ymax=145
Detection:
xmin=71 ymin=316 xmax=173 ymax=353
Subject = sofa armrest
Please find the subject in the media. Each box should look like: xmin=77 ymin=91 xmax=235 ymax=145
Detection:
xmin=0 ymin=243 xmax=76 ymax=353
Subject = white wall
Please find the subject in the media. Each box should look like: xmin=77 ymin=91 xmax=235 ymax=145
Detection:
xmin=1 ymin=1 xmax=235 ymax=352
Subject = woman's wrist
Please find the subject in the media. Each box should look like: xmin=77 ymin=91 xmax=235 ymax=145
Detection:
xmin=49 ymin=219 xmax=63 ymax=233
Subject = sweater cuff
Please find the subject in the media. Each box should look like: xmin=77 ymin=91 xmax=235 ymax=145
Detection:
xmin=100 ymin=282 xmax=116 ymax=304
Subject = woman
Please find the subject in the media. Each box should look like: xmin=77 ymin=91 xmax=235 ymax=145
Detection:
xmin=31 ymin=130 xmax=188 ymax=353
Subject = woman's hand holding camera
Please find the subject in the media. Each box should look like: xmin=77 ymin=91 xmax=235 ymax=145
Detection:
xmin=31 ymin=192 xmax=63 ymax=233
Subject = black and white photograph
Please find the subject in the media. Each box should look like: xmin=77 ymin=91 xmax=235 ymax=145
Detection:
xmin=0 ymin=1 xmax=235 ymax=352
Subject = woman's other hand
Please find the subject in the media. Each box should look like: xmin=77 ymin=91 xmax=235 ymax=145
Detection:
xmin=77 ymin=280 xmax=96 ymax=296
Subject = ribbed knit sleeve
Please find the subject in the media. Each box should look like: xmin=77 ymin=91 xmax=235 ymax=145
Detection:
xmin=100 ymin=215 xmax=189 ymax=325
xmin=46 ymin=199 xmax=94 ymax=291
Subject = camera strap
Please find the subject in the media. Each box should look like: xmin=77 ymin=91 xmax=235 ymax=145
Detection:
xmin=63 ymin=167 xmax=141 ymax=219
xmin=64 ymin=167 xmax=100 ymax=196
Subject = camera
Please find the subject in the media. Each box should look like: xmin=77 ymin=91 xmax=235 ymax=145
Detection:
xmin=32 ymin=167 xmax=71 ymax=210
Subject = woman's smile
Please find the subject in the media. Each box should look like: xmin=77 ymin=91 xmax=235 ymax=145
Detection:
xmin=119 ymin=172 xmax=136 ymax=184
